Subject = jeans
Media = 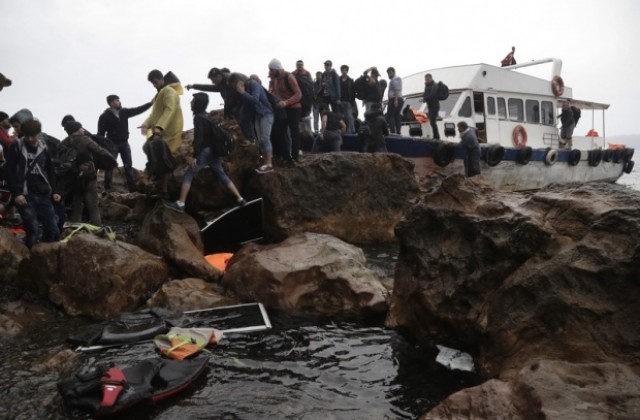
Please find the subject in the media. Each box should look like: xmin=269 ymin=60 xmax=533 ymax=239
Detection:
xmin=312 ymin=130 xmax=342 ymax=152
xmin=427 ymin=104 xmax=440 ymax=139
xmin=17 ymin=192 xmax=60 ymax=248
xmin=104 ymin=141 xmax=134 ymax=191
xmin=255 ymin=113 xmax=274 ymax=155
xmin=340 ymin=101 xmax=355 ymax=133
xmin=386 ymin=97 xmax=404 ymax=134
xmin=183 ymin=147 xmax=231 ymax=186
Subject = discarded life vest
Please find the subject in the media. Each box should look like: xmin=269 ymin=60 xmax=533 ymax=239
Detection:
xmin=205 ymin=252 xmax=234 ymax=272
xmin=58 ymin=355 xmax=209 ymax=415
xmin=154 ymin=327 xmax=223 ymax=360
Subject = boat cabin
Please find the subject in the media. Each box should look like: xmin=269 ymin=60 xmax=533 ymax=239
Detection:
xmin=397 ymin=59 xmax=609 ymax=151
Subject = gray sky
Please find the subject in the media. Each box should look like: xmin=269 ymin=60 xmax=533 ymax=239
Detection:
xmin=2 ymin=0 xmax=639 ymax=168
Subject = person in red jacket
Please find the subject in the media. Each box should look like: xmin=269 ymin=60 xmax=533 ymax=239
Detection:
xmin=268 ymin=58 xmax=302 ymax=164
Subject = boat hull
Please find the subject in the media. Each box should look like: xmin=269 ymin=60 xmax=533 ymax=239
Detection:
xmin=312 ymin=134 xmax=630 ymax=192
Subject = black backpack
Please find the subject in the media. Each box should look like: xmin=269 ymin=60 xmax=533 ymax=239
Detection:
xmin=207 ymin=117 xmax=234 ymax=157
xmin=284 ymin=72 xmax=314 ymax=114
xmin=354 ymin=76 xmax=368 ymax=101
xmin=571 ymin=106 xmax=581 ymax=126
xmin=437 ymin=81 xmax=449 ymax=101
xmin=52 ymin=140 xmax=78 ymax=177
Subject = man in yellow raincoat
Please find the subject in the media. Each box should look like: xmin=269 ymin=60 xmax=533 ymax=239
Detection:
xmin=140 ymin=69 xmax=184 ymax=197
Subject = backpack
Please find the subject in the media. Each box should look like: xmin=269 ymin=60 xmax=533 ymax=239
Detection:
xmin=207 ymin=117 xmax=234 ymax=157
xmin=284 ymin=72 xmax=314 ymax=115
xmin=571 ymin=106 xmax=581 ymax=126
xmin=354 ymin=76 xmax=368 ymax=101
xmin=264 ymin=88 xmax=287 ymax=120
xmin=437 ymin=81 xmax=449 ymax=101
xmin=142 ymin=135 xmax=177 ymax=176
xmin=52 ymin=140 xmax=78 ymax=177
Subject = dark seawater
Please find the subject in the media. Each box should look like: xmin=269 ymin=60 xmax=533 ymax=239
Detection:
xmin=0 ymin=244 xmax=481 ymax=420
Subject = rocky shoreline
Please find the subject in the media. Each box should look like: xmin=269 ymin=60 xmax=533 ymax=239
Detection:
xmin=1 ymin=128 xmax=639 ymax=418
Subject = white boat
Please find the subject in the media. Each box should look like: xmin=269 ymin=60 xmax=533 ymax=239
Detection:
xmin=328 ymin=58 xmax=635 ymax=192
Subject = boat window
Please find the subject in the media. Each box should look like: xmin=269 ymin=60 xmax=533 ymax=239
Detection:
xmin=508 ymin=98 xmax=524 ymax=122
xmin=403 ymin=95 xmax=424 ymax=113
xmin=526 ymin=100 xmax=540 ymax=124
xmin=458 ymin=97 xmax=472 ymax=117
xmin=487 ymin=97 xmax=496 ymax=115
xmin=438 ymin=92 xmax=461 ymax=118
xmin=497 ymin=98 xmax=507 ymax=119
xmin=541 ymin=101 xmax=554 ymax=125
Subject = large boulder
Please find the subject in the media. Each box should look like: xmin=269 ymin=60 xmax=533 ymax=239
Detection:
xmin=222 ymin=232 xmax=388 ymax=315
xmin=388 ymin=176 xmax=640 ymax=378
xmin=0 ymin=227 xmax=29 ymax=280
xmin=17 ymin=234 xmax=168 ymax=319
xmin=421 ymin=360 xmax=640 ymax=419
xmin=137 ymin=203 xmax=222 ymax=281
xmin=245 ymin=152 xmax=420 ymax=244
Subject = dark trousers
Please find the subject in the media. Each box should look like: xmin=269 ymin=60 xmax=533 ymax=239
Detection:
xmin=17 ymin=192 xmax=60 ymax=248
xmin=386 ymin=98 xmax=404 ymax=134
xmin=104 ymin=141 xmax=134 ymax=191
xmin=70 ymin=179 xmax=101 ymax=226
xmin=428 ymin=104 xmax=440 ymax=140
xmin=286 ymin=107 xmax=302 ymax=160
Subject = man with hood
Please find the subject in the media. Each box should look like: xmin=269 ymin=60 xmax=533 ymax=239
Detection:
xmin=98 ymin=95 xmax=151 ymax=192
xmin=457 ymin=121 xmax=481 ymax=177
xmin=360 ymin=103 xmax=389 ymax=153
xmin=62 ymin=121 xmax=117 ymax=226
xmin=164 ymin=93 xmax=245 ymax=213
xmin=6 ymin=119 xmax=60 ymax=248
xmin=186 ymin=67 xmax=255 ymax=145
xmin=140 ymin=70 xmax=184 ymax=198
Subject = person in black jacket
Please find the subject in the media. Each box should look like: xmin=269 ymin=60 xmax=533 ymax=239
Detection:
xmin=6 ymin=119 xmax=60 ymax=248
xmin=97 ymin=95 xmax=151 ymax=192
xmin=360 ymin=103 xmax=389 ymax=153
xmin=422 ymin=73 xmax=441 ymax=140
xmin=457 ymin=121 xmax=481 ymax=177
xmin=164 ymin=93 xmax=245 ymax=213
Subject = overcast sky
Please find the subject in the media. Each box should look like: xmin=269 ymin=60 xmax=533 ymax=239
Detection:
xmin=2 ymin=0 xmax=639 ymax=168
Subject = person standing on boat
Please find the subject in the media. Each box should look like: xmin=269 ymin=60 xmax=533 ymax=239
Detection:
xmin=501 ymin=46 xmax=516 ymax=67
xmin=358 ymin=67 xmax=383 ymax=113
xmin=457 ymin=121 xmax=480 ymax=177
xmin=422 ymin=73 xmax=440 ymax=140
xmin=164 ymin=93 xmax=246 ymax=213
xmin=386 ymin=67 xmax=404 ymax=135
xmin=558 ymin=102 xmax=575 ymax=149
xmin=360 ymin=103 xmax=389 ymax=153
xmin=339 ymin=65 xmax=356 ymax=134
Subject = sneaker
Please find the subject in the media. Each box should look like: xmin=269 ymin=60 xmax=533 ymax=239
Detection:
xmin=237 ymin=198 xmax=247 ymax=207
xmin=164 ymin=201 xmax=185 ymax=213
xmin=255 ymin=165 xmax=274 ymax=174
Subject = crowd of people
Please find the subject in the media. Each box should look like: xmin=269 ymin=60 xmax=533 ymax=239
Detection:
xmin=0 ymin=57 xmax=482 ymax=248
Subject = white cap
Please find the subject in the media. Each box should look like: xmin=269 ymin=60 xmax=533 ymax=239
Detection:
xmin=268 ymin=58 xmax=283 ymax=70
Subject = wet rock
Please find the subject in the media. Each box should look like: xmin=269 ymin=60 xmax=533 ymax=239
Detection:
xmin=223 ymin=232 xmax=388 ymax=315
xmin=17 ymin=234 xmax=168 ymax=320
xmin=421 ymin=360 xmax=640 ymax=419
xmin=388 ymin=176 xmax=640 ymax=377
xmin=147 ymin=277 xmax=236 ymax=311
xmin=0 ymin=227 xmax=29 ymax=280
xmin=31 ymin=348 xmax=80 ymax=374
xmin=138 ymin=203 xmax=222 ymax=281
xmin=245 ymin=152 xmax=420 ymax=244
xmin=0 ymin=314 xmax=22 ymax=336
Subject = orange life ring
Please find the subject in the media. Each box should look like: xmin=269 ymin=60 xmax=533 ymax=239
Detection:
xmin=512 ymin=125 xmax=527 ymax=148
xmin=551 ymin=76 xmax=565 ymax=97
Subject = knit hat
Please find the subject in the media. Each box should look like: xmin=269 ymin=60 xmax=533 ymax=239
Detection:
xmin=61 ymin=114 xmax=75 ymax=127
xmin=106 ymin=94 xmax=119 ymax=105
xmin=10 ymin=109 xmax=33 ymax=125
xmin=64 ymin=120 xmax=83 ymax=135
xmin=268 ymin=58 xmax=283 ymax=70
xmin=0 ymin=111 xmax=8 ymax=121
